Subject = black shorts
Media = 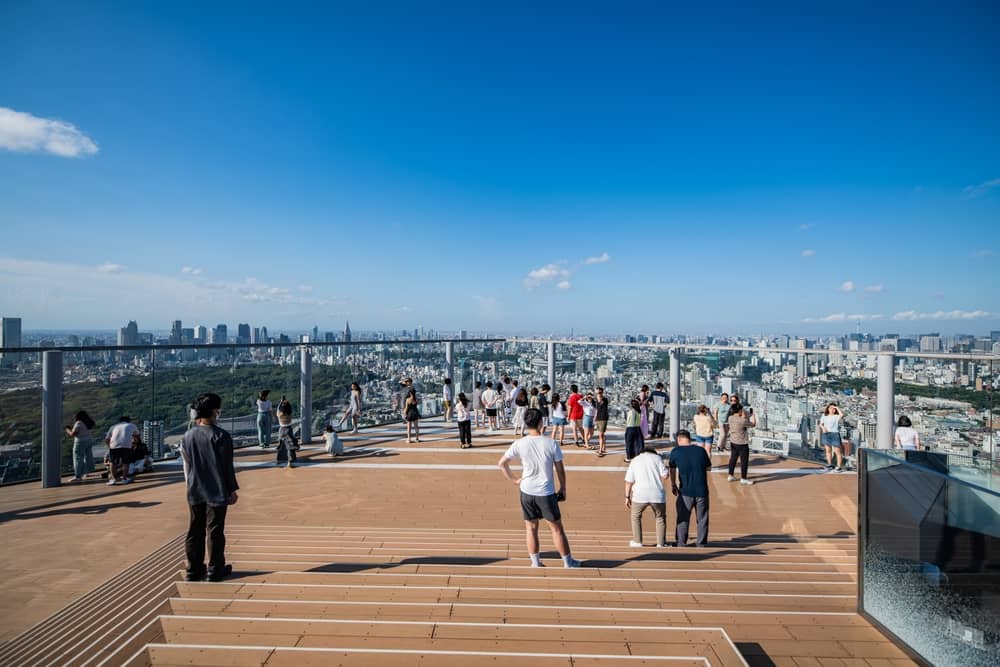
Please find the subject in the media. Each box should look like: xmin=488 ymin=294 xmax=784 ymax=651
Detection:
xmin=486 ymin=408 xmax=498 ymax=417
xmin=520 ymin=491 xmax=561 ymax=522
xmin=109 ymin=449 xmax=132 ymax=465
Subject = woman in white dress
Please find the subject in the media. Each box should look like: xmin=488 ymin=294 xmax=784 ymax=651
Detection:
xmin=339 ymin=382 xmax=363 ymax=434
xmin=893 ymin=415 xmax=920 ymax=451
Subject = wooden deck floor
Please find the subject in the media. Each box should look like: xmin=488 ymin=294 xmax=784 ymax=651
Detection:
xmin=0 ymin=418 xmax=912 ymax=666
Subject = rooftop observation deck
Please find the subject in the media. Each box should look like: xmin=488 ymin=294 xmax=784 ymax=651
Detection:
xmin=0 ymin=417 xmax=908 ymax=667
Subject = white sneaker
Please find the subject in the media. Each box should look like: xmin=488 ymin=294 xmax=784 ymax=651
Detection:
xmin=563 ymin=559 xmax=582 ymax=569
xmin=628 ymin=541 xmax=644 ymax=548
xmin=727 ymin=475 xmax=736 ymax=482
xmin=106 ymin=479 xmax=117 ymax=486
xmin=530 ymin=561 xmax=545 ymax=568
xmin=740 ymin=478 xmax=755 ymax=485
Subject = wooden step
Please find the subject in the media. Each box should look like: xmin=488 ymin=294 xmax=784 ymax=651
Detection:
xmin=130 ymin=643 xmax=713 ymax=666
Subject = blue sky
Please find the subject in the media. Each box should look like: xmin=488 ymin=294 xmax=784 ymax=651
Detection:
xmin=1 ymin=1 xmax=998 ymax=336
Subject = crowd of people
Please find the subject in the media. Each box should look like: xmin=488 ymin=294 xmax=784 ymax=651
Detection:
xmin=63 ymin=378 xmax=898 ymax=579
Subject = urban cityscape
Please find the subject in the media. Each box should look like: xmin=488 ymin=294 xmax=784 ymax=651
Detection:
xmin=1 ymin=313 xmax=996 ymax=485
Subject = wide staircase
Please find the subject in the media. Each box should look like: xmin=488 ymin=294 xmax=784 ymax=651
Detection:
xmin=0 ymin=523 xmax=867 ymax=666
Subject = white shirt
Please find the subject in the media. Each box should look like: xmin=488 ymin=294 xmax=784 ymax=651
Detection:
xmin=106 ymin=422 xmax=138 ymax=450
xmin=895 ymin=426 xmax=919 ymax=449
xmin=509 ymin=386 xmax=522 ymax=404
xmin=625 ymin=453 xmax=668 ymax=503
xmin=443 ymin=384 xmax=453 ymax=401
xmin=481 ymin=389 xmax=499 ymax=408
xmin=256 ymin=399 xmax=272 ymax=413
xmin=581 ymin=401 xmax=596 ymax=417
xmin=501 ymin=435 xmax=563 ymax=496
xmin=552 ymin=402 xmax=567 ymax=419
xmin=455 ymin=402 xmax=470 ymax=422
xmin=820 ymin=415 xmax=841 ymax=433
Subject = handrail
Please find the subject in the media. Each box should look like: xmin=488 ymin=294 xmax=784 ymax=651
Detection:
xmin=0 ymin=337 xmax=505 ymax=354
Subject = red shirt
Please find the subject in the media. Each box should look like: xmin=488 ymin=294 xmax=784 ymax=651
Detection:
xmin=567 ymin=393 xmax=584 ymax=420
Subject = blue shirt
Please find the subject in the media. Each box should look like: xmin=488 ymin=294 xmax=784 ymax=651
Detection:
xmin=668 ymin=445 xmax=712 ymax=498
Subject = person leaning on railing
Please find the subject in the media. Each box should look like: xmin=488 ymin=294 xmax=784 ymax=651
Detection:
xmin=894 ymin=415 xmax=920 ymax=451
xmin=65 ymin=410 xmax=96 ymax=482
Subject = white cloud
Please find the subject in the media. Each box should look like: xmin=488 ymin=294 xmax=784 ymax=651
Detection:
xmin=0 ymin=107 xmax=98 ymax=158
xmin=804 ymin=312 xmax=884 ymax=323
xmin=963 ymin=177 xmax=1000 ymax=199
xmin=839 ymin=281 xmax=856 ymax=293
xmin=892 ymin=309 xmax=992 ymax=321
xmin=523 ymin=262 xmax=571 ymax=289
xmin=973 ymin=249 xmax=994 ymax=258
xmin=801 ymin=249 xmax=816 ymax=257
xmin=181 ymin=266 xmax=203 ymax=276
xmin=864 ymin=284 xmax=885 ymax=293
xmin=557 ymin=280 xmax=572 ymax=290
xmin=584 ymin=252 xmax=611 ymax=265
xmin=97 ymin=262 xmax=125 ymax=274
xmin=393 ymin=305 xmax=412 ymax=313
xmin=799 ymin=223 xmax=815 ymax=231
xmin=298 ymin=284 xmax=314 ymax=293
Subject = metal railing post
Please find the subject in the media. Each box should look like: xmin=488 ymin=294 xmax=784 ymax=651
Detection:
xmin=42 ymin=351 xmax=63 ymax=488
xmin=445 ymin=341 xmax=454 ymax=386
xmin=300 ymin=346 xmax=312 ymax=444
xmin=876 ymin=349 xmax=895 ymax=450
xmin=547 ymin=342 xmax=556 ymax=392
xmin=669 ymin=348 xmax=681 ymax=440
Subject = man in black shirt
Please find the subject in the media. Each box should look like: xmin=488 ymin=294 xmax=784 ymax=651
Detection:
xmin=181 ymin=393 xmax=239 ymax=582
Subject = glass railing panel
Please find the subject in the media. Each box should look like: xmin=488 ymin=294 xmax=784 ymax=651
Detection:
xmin=860 ymin=449 xmax=1000 ymax=666
xmin=0 ymin=351 xmax=44 ymax=484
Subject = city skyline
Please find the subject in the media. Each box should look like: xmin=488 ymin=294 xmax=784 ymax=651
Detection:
xmin=2 ymin=3 xmax=999 ymax=332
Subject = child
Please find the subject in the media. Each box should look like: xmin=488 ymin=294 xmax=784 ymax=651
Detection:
xmin=455 ymin=392 xmax=473 ymax=449
xmin=323 ymin=425 xmax=343 ymax=457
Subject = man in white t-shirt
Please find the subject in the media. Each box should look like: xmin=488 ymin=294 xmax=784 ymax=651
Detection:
xmin=498 ymin=408 xmax=581 ymax=568
xmin=105 ymin=416 xmax=140 ymax=485
xmin=481 ymin=382 xmax=500 ymax=432
xmin=624 ymin=446 xmax=669 ymax=548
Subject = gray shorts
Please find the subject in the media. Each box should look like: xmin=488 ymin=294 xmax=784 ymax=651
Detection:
xmin=520 ymin=491 xmax=561 ymax=522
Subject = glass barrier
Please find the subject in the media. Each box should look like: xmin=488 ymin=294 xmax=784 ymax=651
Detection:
xmin=859 ymin=448 xmax=1000 ymax=666
xmin=0 ymin=351 xmax=43 ymax=484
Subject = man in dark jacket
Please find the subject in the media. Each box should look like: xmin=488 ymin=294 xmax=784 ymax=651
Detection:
xmin=181 ymin=392 xmax=239 ymax=582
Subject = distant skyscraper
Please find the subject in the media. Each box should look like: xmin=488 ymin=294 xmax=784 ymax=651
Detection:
xmin=194 ymin=325 xmax=207 ymax=344
xmin=237 ymin=323 xmax=251 ymax=344
xmin=992 ymin=330 xmax=1000 ymax=343
xmin=460 ymin=330 xmax=468 ymax=341
xmin=170 ymin=320 xmax=182 ymax=345
xmin=117 ymin=320 xmax=139 ymax=347
xmin=1 ymin=317 xmax=22 ymax=368
xmin=212 ymin=324 xmax=228 ymax=345
xmin=143 ymin=420 xmax=165 ymax=458
xmin=344 ymin=321 xmax=352 ymax=343
xmin=919 ymin=334 xmax=941 ymax=353
xmin=312 ymin=325 xmax=319 ymax=342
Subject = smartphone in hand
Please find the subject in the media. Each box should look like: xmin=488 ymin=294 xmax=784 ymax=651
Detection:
xmin=555 ymin=490 xmax=566 ymax=502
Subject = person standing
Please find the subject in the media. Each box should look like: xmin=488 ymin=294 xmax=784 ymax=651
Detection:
xmin=104 ymin=416 xmax=140 ymax=485
xmin=276 ymin=396 xmax=298 ymax=468
xmin=624 ymin=398 xmax=644 ymax=462
xmin=638 ymin=385 xmax=651 ymax=438
xmin=339 ymin=382 xmax=363 ymax=434
xmin=473 ymin=381 xmax=485 ymax=429
xmin=537 ymin=384 xmax=551 ymax=432
xmin=181 ymin=392 xmax=239 ymax=582
xmin=456 ymin=393 xmax=473 ymax=448
xmin=255 ymin=390 xmax=274 ymax=449
xmin=66 ymin=410 xmax=96 ymax=482
xmin=594 ymin=387 xmax=610 ymax=457
xmin=714 ymin=393 xmax=731 ymax=452
xmin=649 ymin=383 xmax=668 ymax=439
xmin=726 ymin=404 xmax=756 ymax=485
xmin=549 ymin=393 xmax=567 ymax=445
xmin=513 ymin=385 xmax=529 ymax=437
xmin=481 ymin=381 xmax=500 ymax=432
xmin=404 ymin=388 xmax=422 ymax=443
xmin=692 ymin=405 xmax=716 ymax=458
xmin=442 ymin=378 xmax=454 ymax=423
xmin=894 ymin=415 xmax=920 ymax=451
xmin=566 ymin=385 xmax=584 ymax=446
xmin=624 ymin=446 xmax=669 ymax=548
xmin=498 ymin=408 xmax=581 ymax=568
xmin=820 ymin=403 xmax=846 ymax=472
xmin=580 ymin=392 xmax=596 ymax=449
xmin=669 ymin=430 xmax=712 ymax=547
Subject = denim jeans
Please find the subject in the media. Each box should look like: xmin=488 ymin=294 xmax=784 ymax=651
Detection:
xmin=277 ymin=425 xmax=298 ymax=463
xmin=256 ymin=412 xmax=272 ymax=447
xmin=73 ymin=437 xmax=94 ymax=477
